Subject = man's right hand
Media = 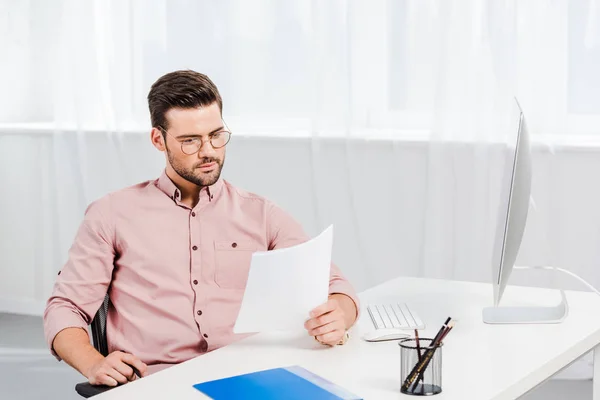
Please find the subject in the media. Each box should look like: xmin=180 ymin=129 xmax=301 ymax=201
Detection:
xmin=86 ymin=351 xmax=148 ymax=386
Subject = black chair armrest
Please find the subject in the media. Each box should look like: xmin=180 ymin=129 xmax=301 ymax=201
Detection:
xmin=75 ymin=382 xmax=116 ymax=398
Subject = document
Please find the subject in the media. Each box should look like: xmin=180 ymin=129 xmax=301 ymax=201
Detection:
xmin=233 ymin=225 xmax=333 ymax=333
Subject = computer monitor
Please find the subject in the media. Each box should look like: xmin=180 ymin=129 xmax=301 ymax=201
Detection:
xmin=482 ymin=98 xmax=568 ymax=324
xmin=491 ymin=98 xmax=531 ymax=307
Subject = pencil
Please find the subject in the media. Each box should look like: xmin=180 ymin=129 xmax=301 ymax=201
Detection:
xmin=431 ymin=317 xmax=451 ymax=344
xmin=415 ymin=321 xmax=455 ymax=391
xmin=401 ymin=317 xmax=452 ymax=392
xmin=414 ymin=329 xmax=422 ymax=362
xmin=439 ymin=321 xmax=455 ymax=343
xmin=414 ymin=329 xmax=423 ymax=393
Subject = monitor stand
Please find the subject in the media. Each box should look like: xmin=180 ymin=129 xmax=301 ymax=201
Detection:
xmin=482 ymin=290 xmax=568 ymax=324
xmin=482 ymin=266 xmax=569 ymax=324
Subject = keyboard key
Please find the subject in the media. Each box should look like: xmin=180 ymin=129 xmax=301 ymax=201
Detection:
xmin=368 ymin=305 xmax=385 ymax=329
xmin=384 ymin=304 xmax=402 ymax=328
xmin=403 ymin=303 xmax=424 ymax=327
xmin=367 ymin=303 xmax=425 ymax=330
xmin=390 ymin=304 xmax=408 ymax=328
xmin=377 ymin=305 xmax=393 ymax=328
xmin=396 ymin=303 xmax=413 ymax=327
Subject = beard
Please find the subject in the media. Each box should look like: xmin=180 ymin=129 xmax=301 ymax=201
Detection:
xmin=167 ymin=148 xmax=224 ymax=187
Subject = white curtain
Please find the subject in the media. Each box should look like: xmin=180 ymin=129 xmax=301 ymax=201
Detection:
xmin=4 ymin=0 xmax=598 ymax=132
xmin=2 ymin=1 xmax=600 ymax=364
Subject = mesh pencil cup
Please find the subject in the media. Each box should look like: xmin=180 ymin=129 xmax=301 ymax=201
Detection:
xmin=399 ymin=338 xmax=442 ymax=396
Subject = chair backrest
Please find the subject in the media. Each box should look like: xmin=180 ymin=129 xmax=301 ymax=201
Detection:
xmin=91 ymin=294 xmax=110 ymax=357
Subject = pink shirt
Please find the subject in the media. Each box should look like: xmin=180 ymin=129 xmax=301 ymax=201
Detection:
xmin=43 ymin=171 xmax=359 ymax=374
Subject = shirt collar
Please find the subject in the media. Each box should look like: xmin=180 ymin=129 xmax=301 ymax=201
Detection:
xmin=156 ymin=170 xmax=224 ymax=204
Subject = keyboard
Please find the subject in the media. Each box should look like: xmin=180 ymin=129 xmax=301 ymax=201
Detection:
xmin=367 ymin=303 xmax=425 ymax=330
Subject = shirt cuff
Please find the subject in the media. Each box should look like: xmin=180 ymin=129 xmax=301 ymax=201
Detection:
xmin=328 ymin=282 xmax=361 ymax=323
xmin=45 ymin=308 xmax=90 ymax=361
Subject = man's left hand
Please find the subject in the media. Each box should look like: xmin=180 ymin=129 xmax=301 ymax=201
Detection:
xmin=304 ymin=296 xmax=347 ymax=346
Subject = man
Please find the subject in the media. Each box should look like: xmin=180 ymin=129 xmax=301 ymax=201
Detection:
xmin=43 ymin=70 xmax=359 ymax=387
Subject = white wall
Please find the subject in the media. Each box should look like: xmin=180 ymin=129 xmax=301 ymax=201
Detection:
xmin=225 ymin=137 xmax=600 ymax=293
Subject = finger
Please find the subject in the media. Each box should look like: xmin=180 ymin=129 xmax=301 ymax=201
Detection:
xmin=316 ymin=330 xmax=344 ymax=345
xmin=122 ymin=353 xmax=148 ymax=377
xmin=310 ymin=299 xmax=337 ymax=318
xmin=94 ymin=373 xmax=118 ymax=387
xmin=105 ymin=368 xmax=129 ymax=385
xmin=308 ymin=321 xmax=343 ymax=337
xmin=110 ymin=360 xmax=134 ymax=381
xmin=304 ymin=311 xmax=338 ymax=330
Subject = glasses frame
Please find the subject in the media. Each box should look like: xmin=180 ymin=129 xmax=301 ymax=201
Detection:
xmin=157 ymin=120 xmax=232 ymax=155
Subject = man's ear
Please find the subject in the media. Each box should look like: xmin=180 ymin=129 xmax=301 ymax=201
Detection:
xmin=150 ymin=128 xmax=166 ymax=152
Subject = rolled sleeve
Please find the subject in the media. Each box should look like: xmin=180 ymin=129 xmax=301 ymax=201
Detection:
xmin=43 ymin=196 xmax=116 ymax=360
xmin=267 ymin=202 xmax=361 ymax=318
xmin=43 ymin=303 xmax=90 ymax=360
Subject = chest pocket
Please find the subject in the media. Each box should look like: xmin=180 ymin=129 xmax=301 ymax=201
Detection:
xmin=214 ymin=240 xmax=257 ymax=289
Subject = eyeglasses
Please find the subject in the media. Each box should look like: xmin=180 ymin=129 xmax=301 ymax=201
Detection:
xmin=157 ymin=123 xmax=232 ymax=155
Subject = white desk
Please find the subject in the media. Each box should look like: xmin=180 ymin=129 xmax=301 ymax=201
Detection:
xmin=96 ymin=277 xmax=600 ymax=399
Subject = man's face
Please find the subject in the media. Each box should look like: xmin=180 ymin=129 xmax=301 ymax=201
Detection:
xmin=159 ymin=103 xmax=226 ymax=187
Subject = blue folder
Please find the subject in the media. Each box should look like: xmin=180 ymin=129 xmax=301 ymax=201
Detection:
xmin=193 ymin=365 xmax=362 ymax=399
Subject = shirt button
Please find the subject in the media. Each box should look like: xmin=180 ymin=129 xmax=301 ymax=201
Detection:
xmin=200 ymin=340 xmax=208 ymax=352
xmin=192 ymin=245 xmax=198 ymax=251
xmin=191 ymin=212 xmax=196 ymax=217
xmin=203 ymin=333 xmax=208 ymax=338
xmin=232 ymin=242 xmax=237 ymax=248
xmin=193 ymin=279 xmax=198 ymax=285
xmin=197 ymin=310 xmax=202 ymax=316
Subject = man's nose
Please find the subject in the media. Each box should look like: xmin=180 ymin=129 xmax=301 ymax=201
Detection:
xmin=197 ymin=139 xmax=216 ymax=158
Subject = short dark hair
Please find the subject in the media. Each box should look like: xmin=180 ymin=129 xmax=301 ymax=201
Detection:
xmin=147 ymin=70 xmax=223 ymax=132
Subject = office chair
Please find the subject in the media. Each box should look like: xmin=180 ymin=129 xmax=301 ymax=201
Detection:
xmin=74 ymin=294 xmax=112 ymax=398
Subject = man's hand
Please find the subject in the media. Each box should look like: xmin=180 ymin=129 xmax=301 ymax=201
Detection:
xmin=86 ymin=351 xmax=148 ymax=387
xmin=305 ymin=294 xmax=357 ymax=346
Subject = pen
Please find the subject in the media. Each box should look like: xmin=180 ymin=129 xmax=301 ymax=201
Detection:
xmin=119 ymin=350 xmax=142 ymax=379
xmin=130 ymin=365 xmax=142 ymax=379
xmin=401 ymin=317 xmax=452 ymax=392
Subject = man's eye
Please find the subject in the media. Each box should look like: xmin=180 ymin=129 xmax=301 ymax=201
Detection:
xmin=182 ymin=139 xmax=196 ymax=144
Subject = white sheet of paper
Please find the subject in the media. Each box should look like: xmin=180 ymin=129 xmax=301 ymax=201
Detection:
xmin=233 ymin=225 xmax=333 ymax=333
